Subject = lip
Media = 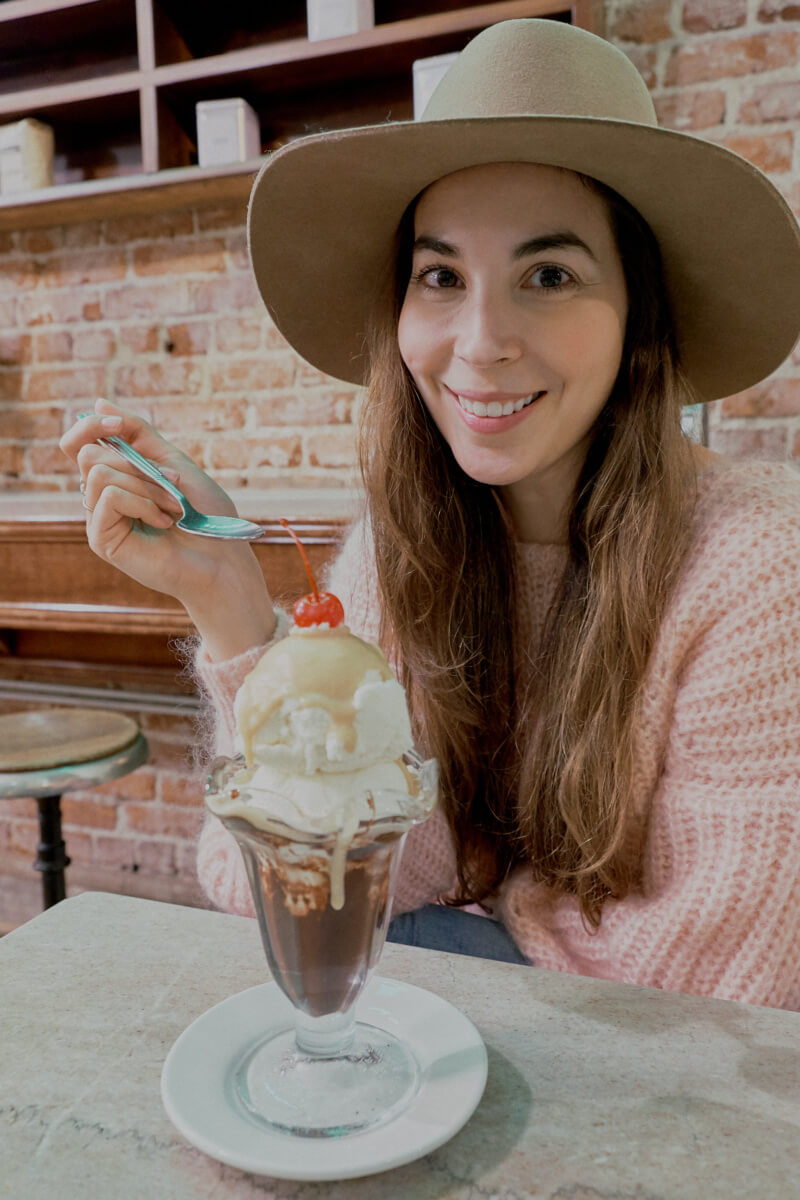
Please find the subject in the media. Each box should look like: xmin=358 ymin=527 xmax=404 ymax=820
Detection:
xmin=444 ymin=385 xmax=546 ymax=433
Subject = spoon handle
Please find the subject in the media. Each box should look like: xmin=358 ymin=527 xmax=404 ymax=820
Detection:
xmin=98 ymin=435 xmax=188 ymax=510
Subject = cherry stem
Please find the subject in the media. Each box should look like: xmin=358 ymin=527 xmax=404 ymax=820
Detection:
xmin=280 ymin=519 xmax=319 ymax=601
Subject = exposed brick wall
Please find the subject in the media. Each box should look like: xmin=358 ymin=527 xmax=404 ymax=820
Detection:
xmin=608 ymin=0 xmax=800 ymax=456
xmin=0 ymin=203 xmax=362 ymax=495
xmin=1 ymin=1 xmax=799 ymax=929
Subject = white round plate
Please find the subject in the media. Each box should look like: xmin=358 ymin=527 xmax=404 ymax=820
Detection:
xmin=161 ymin=975 xmax=488 ymax=1181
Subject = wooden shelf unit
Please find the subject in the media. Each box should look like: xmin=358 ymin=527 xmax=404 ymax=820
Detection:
xmin=0 ymin=0 xmax=603 ymax=228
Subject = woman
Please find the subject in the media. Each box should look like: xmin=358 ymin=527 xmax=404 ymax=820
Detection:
xmin=61 ymin=20 xmax=800 ymax=1006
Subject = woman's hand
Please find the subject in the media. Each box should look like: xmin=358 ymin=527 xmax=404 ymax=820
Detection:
xmin=60 ymin=398 xmax=276 ymax=659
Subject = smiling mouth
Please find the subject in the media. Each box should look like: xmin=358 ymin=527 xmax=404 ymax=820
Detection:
xmin=455 ymin=392 xmax=545 ymax=417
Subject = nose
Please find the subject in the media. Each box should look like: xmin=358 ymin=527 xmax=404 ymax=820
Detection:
xmin=453 ymin=288 xmax=524 ymax=367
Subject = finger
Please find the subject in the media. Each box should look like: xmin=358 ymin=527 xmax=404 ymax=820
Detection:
xmin=83 ymin=461 xmax=184 ymax=517
xmin=77 ymin=443 xmax=181 ymax=493
xmin=62 ymin=402 xmax=175 ymax=470
xmin=86 ymin=484 xmax=176 ymax=557
xmin=60 ymin=410 xmax=126 ymax=462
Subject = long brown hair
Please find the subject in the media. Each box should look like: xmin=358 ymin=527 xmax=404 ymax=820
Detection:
xmin=359 ymin=170 xmax=699 ymax=926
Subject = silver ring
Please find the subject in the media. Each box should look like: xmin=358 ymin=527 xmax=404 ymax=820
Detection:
xmin=79 ymin=479 xmax=86 ymax=494
xmin=82 ymin=497 xmax=93 ymax=513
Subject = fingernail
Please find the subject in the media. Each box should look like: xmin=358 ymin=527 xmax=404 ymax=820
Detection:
xmin=101 ymin=416 xmax=122 ymax=429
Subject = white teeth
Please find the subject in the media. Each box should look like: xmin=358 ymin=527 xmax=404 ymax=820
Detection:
xmin=456 ymin=391 xmax=542 ymax=417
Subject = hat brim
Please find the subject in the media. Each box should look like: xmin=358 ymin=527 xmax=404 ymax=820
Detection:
xmin=248 ymin=116 xmax=800 ymax=401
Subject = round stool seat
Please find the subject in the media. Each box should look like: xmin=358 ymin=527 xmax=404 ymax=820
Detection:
xmin=0 ymin=708 xmax=140 ymax=772
xmin=0 ymin=707 xmax=149 ymax=910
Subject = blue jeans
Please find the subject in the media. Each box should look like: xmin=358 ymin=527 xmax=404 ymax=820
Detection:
xmin=387 ymin=903 xmax=529 ymax=965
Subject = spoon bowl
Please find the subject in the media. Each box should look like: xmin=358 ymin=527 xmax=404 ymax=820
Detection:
xmin=97 ymin=434 xmax=265 ymax=541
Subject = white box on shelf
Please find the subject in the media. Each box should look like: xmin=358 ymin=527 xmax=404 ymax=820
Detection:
xmin=413 ymin=52 xmax=459 ymax=120
xmin=196 ymin=98 xmax=261 ymax=169
xmin=0 ymin=118 xmax=54 ymax=194
xmin=307 ymin=0 xmax=374 ymax=42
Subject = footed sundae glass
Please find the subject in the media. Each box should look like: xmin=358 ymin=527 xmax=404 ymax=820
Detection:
xmin=205 ymin=750 xmax=438 ymax=1139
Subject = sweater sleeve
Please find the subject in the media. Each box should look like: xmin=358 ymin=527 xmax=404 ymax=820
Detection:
xmin=194 ymin=608 xmax=290 ymax=916
xmin=500 ymin=468 xmax=800 ymax=1009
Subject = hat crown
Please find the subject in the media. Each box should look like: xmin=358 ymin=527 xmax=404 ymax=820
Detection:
xmin=422 ymin=19 xmax=658 ymax=127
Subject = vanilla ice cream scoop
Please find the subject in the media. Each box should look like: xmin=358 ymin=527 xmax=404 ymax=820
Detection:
xmin=234 ymin=624 xmax=413 ymax=775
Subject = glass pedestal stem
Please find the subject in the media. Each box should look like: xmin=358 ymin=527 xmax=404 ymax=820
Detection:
xmin=294 ymin=1006 xmax=356 ymax=1056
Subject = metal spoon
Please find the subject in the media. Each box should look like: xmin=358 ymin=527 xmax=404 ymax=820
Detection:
xmin=91 ymin=431 xmax=265 ymax=541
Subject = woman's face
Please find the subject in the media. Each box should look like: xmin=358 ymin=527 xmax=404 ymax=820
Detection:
xmin=397 ymin=163 xmax=629 ymax=539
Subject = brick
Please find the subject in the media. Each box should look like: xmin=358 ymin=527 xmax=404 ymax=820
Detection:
xmin=298 ymin=361 xmax=335 ymax=388
xmin=622 ymin=44 xmax=659 ymax=88
xmin=196 ymin=202 xmax=246 ymax=231
xmin=737 ymin=80 xmax=800 ymax=123
xmin=207 ymin=434 xmax=302 ymax=470
xmin=0 ymin=333 xmax=31 ymax=366
xmin=0 ymin=798 xmax=36 ymax=818
xmin=0 ymin=478 xmax=60 ymax=492
xmin=715 ymin=130 xmax=794 ymax=173
xmin=123 ymin=803 xmax=204 ymax=839
xmin=17 ymin=230 xmax=59 ymax=254
xmin=708 ymin=424 xmax=788 ymax=459
xmin=27 ymin=443 xmax=76 ymax=474
xmin=654 ymin=88 xmax=726 ymax=130
xmin=92 ymin=833 xmax=137 ymax=869
xmin=165 ymin=321 xmax=212 ymax=356
xmin=664 ymin=31 xmax=800 ymax=86
xmin=0 ymin=444 xmax=25 ymax=474
xmin=721 ymin=378 xmax=800 ymax=417
xmin=62 ymin=221 xmax=104 ymax=249
xmin=757 ymin=0 xmax=800 ymax=19
xmin=5 ymin=817 xmax=38 ymax=858
xmin=252 ymin=390 xmax=354 ymax=426
xmin=191 ymin=274 xmax=261 ymax=314
xmin=61 ymin=796 xmax=119 ymax=830
xmin=0 ymin=405 xmax=63 ymax=438
xmin=119 ymin=324 xmax=160 ymax=353
xmin=792 ymin=430 xmax=800 ymax=457
xmin=92 ymin=768 xmax=157 ymax=801
xmin=210 ymin=357 xmax=296 ymax=392
xmin=0 ymin=232 xmax=16 ymax=254
xmin=133 ymin=238 xmax=226 ymax=277
xmin=264 ymin=324 xmax=290 ymax=351
xmin=104 ymin=210 xmax=194 ymax=243
xmin=150 ymin=398 xmax=246 ymax=433
xmin=19 ymin=290 xmax=102 ymax=325
xmin=39 ymin=249 xmax=126 ymax=289
xmin=0 ymin=259 xmax=42 ymax=294
xmin=225 ymin=230 xmax=249 ymax=270
xmin=72 ymin=328 xmax=117 ymax=361
xmin=216 ymin=316 xmax=264 ymax=352
xmin=168 ymin=433 xmax=208 ymax=463
xmin=102 ymin=281 xmax=193 ymax=320
xmin=114 ymin=360 xmax=204 ymax=397
xmin=0 ymin=370 xmax=23 ymax=401
xmin=682 ymin=0 xmax=746 ymax=33
xmin=306 ymin=428 xmax=358 ymax=468
xmin=160 ymin=772 xmax=205 ymax=807
xmin=612 ymin=0 xmax=672 ymax=41
xmin=135 ymin=838 xmax=178 ymax=875
xmin=26 ymin=366 xmax=105 ymax=403
xmin=141 ymin=736 xmax=192 ymax=769
xmin=35 ymin=330 xmax=73 ymax=362
xmin=0 ymin=297 xmax=16 ymax=325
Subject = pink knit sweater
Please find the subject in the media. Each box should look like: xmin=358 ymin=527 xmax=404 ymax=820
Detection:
xmin=196 ymin=459 xmax=800 ymax=1009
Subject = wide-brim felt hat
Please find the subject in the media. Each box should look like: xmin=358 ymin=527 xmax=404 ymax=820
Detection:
xmin=248 ymin=18 xmax=800 ymax=401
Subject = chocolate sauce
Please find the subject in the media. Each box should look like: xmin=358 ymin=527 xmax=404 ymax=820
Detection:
xmin=231 ymin=820 xmax=404 ymax=1018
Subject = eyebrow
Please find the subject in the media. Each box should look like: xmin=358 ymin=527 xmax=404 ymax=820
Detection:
xmin=412 ymin=231 xmax=599 ymax=263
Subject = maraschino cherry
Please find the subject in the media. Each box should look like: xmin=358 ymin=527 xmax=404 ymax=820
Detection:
xmin=280 ymin=518 xmax=345 ymax=628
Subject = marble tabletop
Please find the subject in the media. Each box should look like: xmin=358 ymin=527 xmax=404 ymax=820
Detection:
xmin=1 ymin=893 xmax=798 ymax=1200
